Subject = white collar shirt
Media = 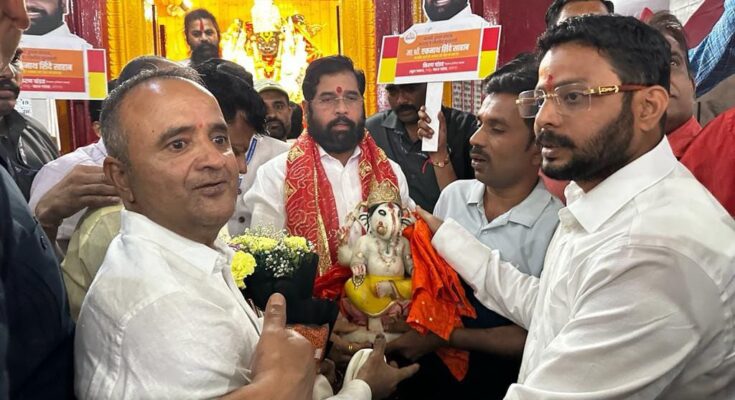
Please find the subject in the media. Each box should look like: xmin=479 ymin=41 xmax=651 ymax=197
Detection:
xmin=20 ymin=23 xmax=93 ymax=49
xmin=433 ymin=179 xmax=562 ymax=277
xmin=228 ymin=135 xmax=290 ymax=236
xmin=29 ymin=139 xmax=108 ymax=240
xmin=432 ymin=137 xmax=735 ymax=399
xmin=74 ymin=210 xmax=262 ymax=399
xmin=409 ymin=4 xmax=489 ymax=36
xmin=243 ymin=144 xmax=414 ymax=231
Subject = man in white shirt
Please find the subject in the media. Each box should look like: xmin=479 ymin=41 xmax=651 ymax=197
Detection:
xmin=244 ymin=56 xmax=413 ymax=301
xmin=75 ymin=66 xmax=416 ymax=400
xmin=419 ymin=15 xmax=735 ymax=399
xmin=20 ymin=0 xmax=91 ymax=49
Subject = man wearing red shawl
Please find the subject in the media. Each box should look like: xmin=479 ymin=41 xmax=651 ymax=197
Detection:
xmin=244 ymin=55 xmax=413 ymax=302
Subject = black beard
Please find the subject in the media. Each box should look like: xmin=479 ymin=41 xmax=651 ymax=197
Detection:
xmin=539 ymin=99 xmax=634 ymax=182
xmin=307 ymin=107 xmax=366 ymax=154
xmin=25 ymin=7 xmax=64 ymax=36
xmin=190 ymin=42 xmax=220 ymax=66
xmin=425 ymin=0 xmax=468 ymax=21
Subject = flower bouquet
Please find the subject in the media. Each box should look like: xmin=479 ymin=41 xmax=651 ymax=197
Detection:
xmin=229 ymin=227 xmax=338 ymax=359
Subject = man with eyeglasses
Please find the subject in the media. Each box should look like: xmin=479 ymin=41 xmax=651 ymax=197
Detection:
xmin=244 ymin=56 xmax=415 ymax=371
xmin=418 ymin=15 xmax=735 ymax=398
xmin=366 ymin=83 xmax=475 ymax=212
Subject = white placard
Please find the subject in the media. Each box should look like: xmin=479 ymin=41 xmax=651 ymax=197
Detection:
xmin=422 ymin=81 xmax=443 ymax=152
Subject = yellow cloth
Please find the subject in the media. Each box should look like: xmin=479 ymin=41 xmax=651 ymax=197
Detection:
xmin=61 ymin=205 xmax=122 ymax=321
xmin=344 ymin=275 xmax=412 ymax=317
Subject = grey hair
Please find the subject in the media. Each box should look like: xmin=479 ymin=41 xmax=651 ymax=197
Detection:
xmin=100 ymin=67 xmax=203 ymax=165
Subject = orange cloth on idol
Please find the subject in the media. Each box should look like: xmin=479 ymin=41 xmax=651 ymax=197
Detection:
xmin=404 ymin=217 xmax=476 ymax=381
xmin=285 ymin=131 xmax=399 ymax=300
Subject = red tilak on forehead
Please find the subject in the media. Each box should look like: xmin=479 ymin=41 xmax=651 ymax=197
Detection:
xmin=336 ymin=86 xmax=343 ymax=94
xmin=545 ymin=74 xmax=555 ymax=91
xmin=198 ymin=19 xmax=204 ymax=32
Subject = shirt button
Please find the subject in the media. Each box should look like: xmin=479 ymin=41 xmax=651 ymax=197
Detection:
xmin=238 ymin=217 xmax=246 ymax=223
xmin=237 ymin=189 xmax=242 ymax=195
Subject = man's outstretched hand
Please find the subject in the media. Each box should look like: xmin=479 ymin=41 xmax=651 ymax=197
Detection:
xmin=356 ymin=335 xmax=420 ymax=399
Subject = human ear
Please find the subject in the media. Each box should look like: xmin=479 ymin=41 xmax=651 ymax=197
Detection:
xmin=103 ymin=156 xmax=135 ymax=204
xmin=634 ymin=85 xmax=669 ymax=134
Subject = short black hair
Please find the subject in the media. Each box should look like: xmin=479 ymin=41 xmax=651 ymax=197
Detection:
xmin=194 ymin=59 xmax=266 ymax=133
xmin=89 ymin=79 xmax=118 ymax=123
xmin=289 ymin=101 xmax=303 ymax=139
xmin=545 ymin=0 xmax=614 ymax=27
xmin=538 ymin=15 xmax=670 ymax=90
xmin=538 ymin=15 xmax=670 ymax=131
xmin=118 ymin=55 xmax=179 ymax=84
xmin=184 ymin=8 xmax=220 ymax=36
xmin=100 ymin=67 xmax=203 ymax=165
xmin=302 ymin=55 xmax=366 ymax=101
xmin=647 ymin=11 xmax=692 ymax=77
xmin=483 ymin=52 xmax=539 ymax=143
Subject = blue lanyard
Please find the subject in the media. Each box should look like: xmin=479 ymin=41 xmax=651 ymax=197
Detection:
xmin=245 ymin=136 xmax=258 ymax=165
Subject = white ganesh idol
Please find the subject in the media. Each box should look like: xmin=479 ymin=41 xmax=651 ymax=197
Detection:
xmin=338 ymin=181 xmax=414 ymax=339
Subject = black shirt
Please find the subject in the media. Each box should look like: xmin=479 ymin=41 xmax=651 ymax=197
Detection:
xmin=0 ymin=159 xmax=75 ymax=399
xmin=366 ymin=107 xmax=476 ymax=212
xmin=0 ymin=111 xmax=59 ymax=200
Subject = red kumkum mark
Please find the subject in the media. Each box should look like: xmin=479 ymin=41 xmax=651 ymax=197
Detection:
xmin=545 ymin=74 xmax=555 ymax=92
xmin=198 ymin=19 xmax=204 ymax=32
xmin=336 ymin=86 xmax=343 ymax=94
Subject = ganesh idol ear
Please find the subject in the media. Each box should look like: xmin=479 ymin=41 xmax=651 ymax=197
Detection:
xmin=358 ymin=211 xmax=370 ymax=230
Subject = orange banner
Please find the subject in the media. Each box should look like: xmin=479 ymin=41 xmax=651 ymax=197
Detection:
xmin=21 ymin=48 xmax=86 ymax=93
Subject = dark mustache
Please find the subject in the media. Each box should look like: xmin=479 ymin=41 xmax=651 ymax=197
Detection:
xmin=469 ymin=146 xmax=488 ymax=159
xmin=395 ymin=104 xmax=419 ymax=114
xmin=265 ymin=116 xmax=284 ymax=126
xmin=536 ymin=129 xmax=576 ymax=149
xmin=327 ymin=116 xmax=355 ymax=131
xmin=27 ymin=6 xmax=47 ymax=14
xmin=0 ymin=80 xmax=20 ymax=97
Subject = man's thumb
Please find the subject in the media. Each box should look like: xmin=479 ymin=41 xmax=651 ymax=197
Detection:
xmin=262 ymin=293 xmax=287 ymax=332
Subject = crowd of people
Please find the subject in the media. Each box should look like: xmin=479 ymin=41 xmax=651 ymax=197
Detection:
xmin=1 ymin=0 xmax=734 ymax=399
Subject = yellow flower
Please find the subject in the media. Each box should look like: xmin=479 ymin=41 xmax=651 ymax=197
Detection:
xmin=284 ymin=236 xmax=309 ymax=251
xmin=231 ymin=251 xmax=257 ymax=289
xmin=253 ymin=237 xmax=277 ymax=252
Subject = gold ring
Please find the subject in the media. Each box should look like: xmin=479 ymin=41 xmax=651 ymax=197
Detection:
xmin=348 ymin=344 xmax=354 ymax=353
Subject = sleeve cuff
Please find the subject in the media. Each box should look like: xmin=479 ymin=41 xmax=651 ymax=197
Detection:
xmin=337 ymin=379 xmax=371 ymax=399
